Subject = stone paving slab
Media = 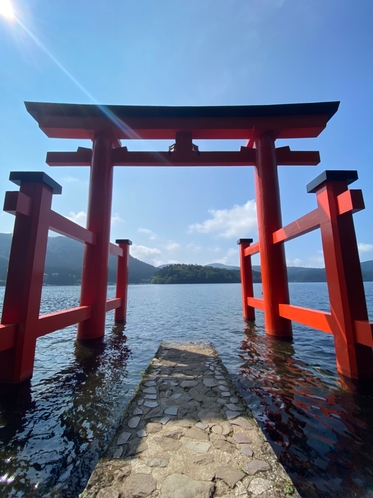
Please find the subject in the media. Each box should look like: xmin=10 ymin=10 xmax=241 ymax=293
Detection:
xmin=81 ymin=343 xmax=299 ymax=497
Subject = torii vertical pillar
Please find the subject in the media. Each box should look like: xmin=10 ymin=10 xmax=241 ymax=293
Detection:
xmin=309 ymin=171 xmax=373 ymax=380
xmin=0 ymin=173 xmax=61 ymax=382
xmin=115 ymin=239 xmax=132 ymax=324
xmin=255 ymin=133 xmax=292 ymax=338
xmin=237 ymin=238 xmax=255 ymax=321
xmin=78 ymin=133 xmax=114 ymax=340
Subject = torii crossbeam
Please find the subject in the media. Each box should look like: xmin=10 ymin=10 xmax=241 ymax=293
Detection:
xmin=25 ymin=101 xmax=339 ymax=341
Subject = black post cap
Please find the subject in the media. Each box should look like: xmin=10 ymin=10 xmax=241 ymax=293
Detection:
xmin=237 ymin=238 xmax=253 ymax=245
xmin=9 ymin=171 xmax=62 ymax=194
xmin=115 ymin=239 xmax=132 ymax=245
xmin=307 ymin=170 xmax=358 ymax=194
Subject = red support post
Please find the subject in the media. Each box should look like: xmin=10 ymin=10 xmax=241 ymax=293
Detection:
xmin=0 ymin=172 xmax=62 ymax=383
xmin=114 ymin=239 xmax=132 ymax=324
xmin=254 ymin=133 xmax=292 ymax=338
xmin=77 ymin=133 xmax=114 ymax=340
xmin=308 ymin=170 xmax=373 ymax=381
xmin=237 ymin=238 xmax=255 ymax=321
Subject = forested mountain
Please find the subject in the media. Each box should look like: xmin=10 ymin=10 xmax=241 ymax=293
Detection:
xmin=361 ymin=260 xmax=373 ymax=281
xmin=151 ymin=264 xmax=261 ymax=284
xmin=209 ymin=261 xmax=373 ymax=282
xmin=0 ymin=234 xmax=157 ymax=285
xmin=1 ymin=233 xmax=372 ymax=286
xmin=206 ymin=263 xmax=241 ymax=271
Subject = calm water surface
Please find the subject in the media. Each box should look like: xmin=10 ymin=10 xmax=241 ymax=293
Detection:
xmin=0 ymin=282 xmax=372 ymax=497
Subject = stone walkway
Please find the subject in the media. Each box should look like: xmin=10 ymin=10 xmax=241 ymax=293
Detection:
xmin=82 ymin=343 xmax=299 ymax=497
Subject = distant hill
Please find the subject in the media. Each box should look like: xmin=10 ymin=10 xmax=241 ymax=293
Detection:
xmin=209 ymin=261 xmax=373 ymax=282
xmin=361 ymin=260 xmax=373 ymax=281
xmin=0 ymin=233 xmax=157 ymax=285
xmin=1 ymin=233 xmax=372 ymax=285
xmin=151 ymin=264 xmax=243 ymax=284
xmin=206 ymin=263 xmax=240 ymax=271
xmin=361 ymin=260 xmax=373 ymax=272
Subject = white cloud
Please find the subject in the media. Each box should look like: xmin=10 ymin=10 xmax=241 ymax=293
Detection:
xmin=309 ymin=250 xmax=325 ymax=268
xmin=213 ymin=248 xmax=239 ymax=266
xmin=186 ymin=242 xmax=202 ymax=253
xmin=131 ymin=244 xmax=161 ymax=257
xmin=165 ymin=241 xmax=181 ymax=252
xmin=67 ymin=211 xmax=124 ymax=228
xmin=358 ymin=243 xmax=373 ymax=254
xmin=138 ymin=228 xmax=157 ymax=240
xmin=131 ymin=244 xmax=162 ymax=266
xmin=62 ymin=175 xmax=80 ymax=184
xmin=111 ymin=213 xmax=124 ymax=226
xmin=208 ymin=246 xmax=222 ymax=253
xmin=67 ymin=211 xmax=87 ymax=227
xmin=152 ymin=259 xmax=181 ymax=268
xmin=188 ymin=200 xmax=257 ymax=239
xmin=287 ymin=258 xmax=304 ymax=267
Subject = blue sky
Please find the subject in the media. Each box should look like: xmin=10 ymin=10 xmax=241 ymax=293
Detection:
xmin=0 ymin=0 xmax=372 ymax=268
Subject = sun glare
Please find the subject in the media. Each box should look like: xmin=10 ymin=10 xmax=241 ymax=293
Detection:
xmin=0 ymin=0 xmax=15 ymax=20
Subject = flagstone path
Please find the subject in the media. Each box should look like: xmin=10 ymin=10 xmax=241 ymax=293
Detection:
xmin=82 ymin=343 xmax=299 ymax=497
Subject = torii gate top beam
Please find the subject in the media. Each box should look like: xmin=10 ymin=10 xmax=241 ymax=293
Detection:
xmin=25 ymin=101 xmax=339 ymax=141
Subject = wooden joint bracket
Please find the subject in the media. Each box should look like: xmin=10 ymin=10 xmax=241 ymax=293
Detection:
xmin=3 ymin=191 xmax=32 ymax=216
xmin=337 ymin=189 xmax=365 ymax=215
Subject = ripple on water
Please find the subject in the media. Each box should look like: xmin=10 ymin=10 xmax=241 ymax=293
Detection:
xmin=0 ymin=282 xmax=373 ymax=497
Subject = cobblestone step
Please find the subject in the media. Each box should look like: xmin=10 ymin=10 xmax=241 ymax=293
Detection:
xmin=82 ymin=343 xmax=299 ymax=497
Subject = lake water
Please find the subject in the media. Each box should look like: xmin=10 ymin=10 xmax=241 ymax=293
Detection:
xmin=0 ymin=282 xmax=373 ymax=497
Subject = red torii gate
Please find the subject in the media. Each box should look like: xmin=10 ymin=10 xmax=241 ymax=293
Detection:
xmin=1 ymin=100 xmax=371 ymax=383
xmin=25 ymin=101 xmax=335 ymax=340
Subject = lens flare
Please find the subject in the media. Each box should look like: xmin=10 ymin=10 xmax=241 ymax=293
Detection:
xmin=0 ymin=0 xmax=170 ymax=160
xmin=0 ymin=0 xmax=15 ymax=20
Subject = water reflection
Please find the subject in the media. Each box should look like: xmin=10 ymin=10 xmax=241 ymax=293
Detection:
xmin=0 ymin=382 xmax=34 ymax=445
xmin=0 ymin=283 xmax=372 ymax=497
xmin=0 ymin=326 xmax=131 ymax=497
xmin=236 ymin=322 xmax=373 ymax=497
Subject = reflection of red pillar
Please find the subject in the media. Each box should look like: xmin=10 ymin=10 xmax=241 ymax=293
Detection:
xmin=115 ymin=239 xmax=132 ymax=324
xmin=0 ymin=172 xmax=61 ymax=383
xmin=237 ymin=238 xmax=255 ymax=321
xmin=309 ymin=171 xmax=373 ymax=380
xmin=78 ymin=133 xmax=114 ymax=340
xmin=255 ymin=133 xmax=292 ymax=338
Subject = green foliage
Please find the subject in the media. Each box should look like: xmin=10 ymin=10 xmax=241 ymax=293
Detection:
xmin=151 ymin=264 xmax=241 ymax=284
xmin=0 ymin=234 xmax=157 ymax=285
xmin=284 ymin=482 xmax=295 ymax=495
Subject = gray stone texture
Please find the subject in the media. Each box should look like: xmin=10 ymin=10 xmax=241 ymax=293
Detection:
xmin=82 ymin=343 xmax=300 ymax=498
xmin=161 ymin=473 xmax=214 ymax=498
xmin=233 ymin=432 xmax=252 ymax=444
xmin=154 ymin=437 xmax=182 ymax=452
xmin=145 ymin=457 xmax=169 ymax=468
xmin=164 ymin=406 xmax=178 ymax=416
xmin=231 ymin=416 xmax=253 ymax=430
xmin=184 ymin=427 xmax=209 ymax=441
xmin=225 ymin=403 xmax=242 ymax=412
xmin=127 ymin=416 xmax=140 ymax=429
xmin=247 ymin=477 xmax=274 ymax=495
xmin=240 ymin=444 xmax=254 ymax=457
xmin=144 ymin=400 xmax=158 ymax=408
xmin=243 ymin=459 xmax=271 ymax=475
xmin=119 ymin=473 xmax=156 ymax=497
xmin=96 ymin=488 xmax=119 ymax=498
xmin=184 ymin=440 xmax=211 ymax=454
xmin=215 ymin=465 xmax=245 ymax=488
xmin=203 ymin=378 xmax=218 ymax=387
xmin=117 ymin=431 xmax=131 ymax=445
